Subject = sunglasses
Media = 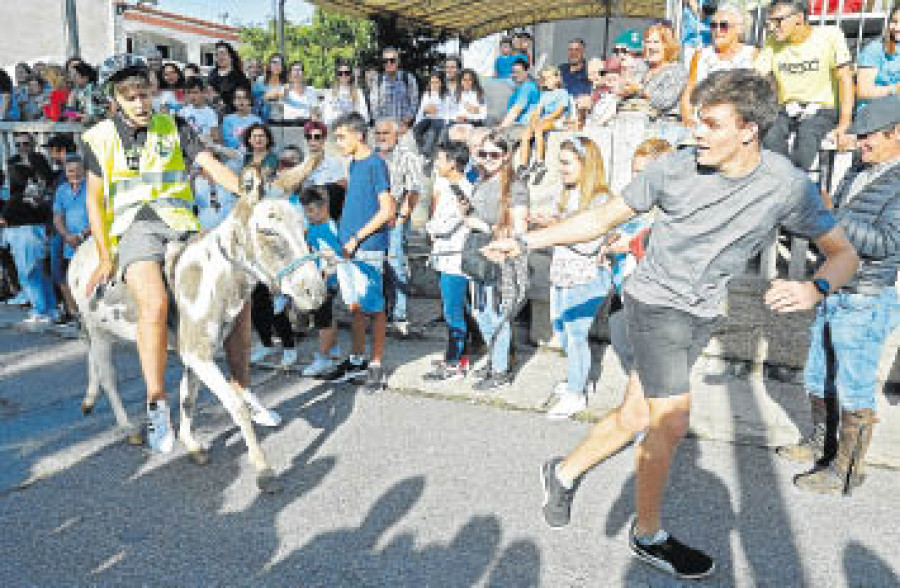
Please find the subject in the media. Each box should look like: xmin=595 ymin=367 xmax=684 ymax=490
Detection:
xmin=15 ymin=141 xmax=30 ymax=147
xmin=709 ymin=21 xmax=731 ymax=32
xmin=279 ymin=159 xmax=299 ymax=166
xmin=383 ymin=57 xmax=397 ymax=63
xmin=305 ymin=133 xmax=324 ymax=140
xmin=477 ymin=150 xmax=504 ymax=160
xmin=337 ymin=70 xmax=351 ymax=76
xmin=613 ymin=47 xmax=629 ymax=55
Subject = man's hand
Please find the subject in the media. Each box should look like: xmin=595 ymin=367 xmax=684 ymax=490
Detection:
xmin=85 ymin=257 xmax=115 ymax=297
xmin=764 ymin=279 xmax=823 ymax=313
xmin=481 ymin=237 xmax=522 ymax=263
xmin=342 ymin=235 xmax=360 ymax=258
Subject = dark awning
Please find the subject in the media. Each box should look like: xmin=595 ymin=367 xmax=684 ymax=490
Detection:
xmin=307 ymin=0 xmax=668 ymax=39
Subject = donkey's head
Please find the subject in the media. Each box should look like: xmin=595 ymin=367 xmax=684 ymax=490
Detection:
xmin=228 ymin=165 xmax=326 ymax=311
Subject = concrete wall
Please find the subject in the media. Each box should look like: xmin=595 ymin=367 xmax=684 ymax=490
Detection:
xmin=0 ymin=0 xmax=113 ymax=67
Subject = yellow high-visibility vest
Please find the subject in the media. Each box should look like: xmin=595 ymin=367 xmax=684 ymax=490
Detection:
xmin=82 ymin=113 xmax=199 ymax=241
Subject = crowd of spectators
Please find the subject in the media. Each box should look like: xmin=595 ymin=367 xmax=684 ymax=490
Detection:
xmin=0 ymin=1 xmax=897 ymax=407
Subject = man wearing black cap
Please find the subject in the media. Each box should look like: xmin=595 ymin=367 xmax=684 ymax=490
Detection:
xmin=780 ymin=94 xmax=900 ymax=495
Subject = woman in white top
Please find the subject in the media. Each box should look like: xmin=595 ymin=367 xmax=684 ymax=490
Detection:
xmin=413 ymin=72 xmax=449 ymax=160
xmin=254 ymin=53 xmax=287 ymax=121
xmin=451 ymin=68 xmax=487 ymax=126
xmin=322 ymin=61 xmax=370 ymax=126
xmin=680 ymin=1 xmax=757 ymax=125
xmin=529 ymin=135 xmax=613 ymax=418
xmin=265 ymin=60 xmax=320 ymax=126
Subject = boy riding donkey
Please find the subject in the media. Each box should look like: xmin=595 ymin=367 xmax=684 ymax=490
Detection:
xmin=82 ymin=55 xmax=280 ymax=453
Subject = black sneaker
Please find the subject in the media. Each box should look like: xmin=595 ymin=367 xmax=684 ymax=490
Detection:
xmin=515 ymin=165 xmax=531 ymax=181
xmin=472 ymin=371 xmax=513 ymax=392
xmin=364 ymin=364 xmax=386 ymax=392
xmin=628 ymin=523 xmax=715 ymax=580
xmin=541 ymin=457 xmax=580 ymax=528
xmin=323 ymin=358 xmax=368 ymax=383
xmin=531 ymin=161 xmax=548 ymax=184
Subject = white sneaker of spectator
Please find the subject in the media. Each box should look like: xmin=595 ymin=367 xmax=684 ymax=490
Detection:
xmin=243 ymin=389 xmax=281 ymax=427
xmin=547 ymin=392 xmax=587 ymax=420
xmin=21 ymin=313 xmax=52 ymax=325
xmin=302 ymin=352 xmax=336 ymax=377
xmin=146 ymin=400 xmax=175 ymax=453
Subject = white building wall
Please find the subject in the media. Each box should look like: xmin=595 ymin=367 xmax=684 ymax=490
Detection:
xmin=0 ymin=0 xmax=113 ymax=67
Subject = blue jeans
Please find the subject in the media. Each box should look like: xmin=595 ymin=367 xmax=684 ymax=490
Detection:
xmin=439 ymin=272 xmax=469 ymax=364
xmin=8 ymin=225 xmax=56 ymax=317
xmin=384 ymin=220 xmax=409 ymax=322
xmin=49 ymin=233 xmax=64 ymax=285
xmin=471 ymin=283 xmax=511 ymax=374
xmin=804 ymin=288 xmax=900 ymax=411
xmin=550 ymin=273 xmax=611 ymax=394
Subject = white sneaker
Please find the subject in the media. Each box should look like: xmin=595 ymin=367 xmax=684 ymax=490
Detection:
xmin=243 ymin=389 xmax=281 ymax=427
xmin=22 ymin=314 xmax=52 ymax=325
xmin=302 ymin=353 xmax=336 ymax=378
xmin=250 ymin=343 xmax=274 ymax=365
xmin=553 ymin=381 xmax=569 ymax=396
xmin=547 ymin=392 xmax=587 ymax=420
xmin=280 ymin=348 xmax=298 ymax=368
xmin=146 ymin=400 xmax=175 ymax=453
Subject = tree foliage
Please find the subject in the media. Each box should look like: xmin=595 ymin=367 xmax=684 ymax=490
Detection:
xmin=239 ymin=8 xmax=452 ymax=89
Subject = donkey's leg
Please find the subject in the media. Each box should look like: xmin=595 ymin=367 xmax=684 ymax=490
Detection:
xmin=177 ymin=368 xmax=208 ymax=466
xmin=82 ymin=325 xmax=142 ymax=445
xmin=181 ymin=354 xmax=281 ymax=493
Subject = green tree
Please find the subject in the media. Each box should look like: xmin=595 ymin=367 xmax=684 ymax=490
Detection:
xmin=239 ymin=9 xmax=375 ymax=88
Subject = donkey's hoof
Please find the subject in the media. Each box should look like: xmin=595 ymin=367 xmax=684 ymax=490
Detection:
xmin=257 ymin=469 xmax=283 ymax=494
xmin=188 ymin=448 xmax=210 ymax=466
xmin=81 ymin=402 xmax=94 ymax=416
xmin=125 ymin=430 xmax=144 ymax=446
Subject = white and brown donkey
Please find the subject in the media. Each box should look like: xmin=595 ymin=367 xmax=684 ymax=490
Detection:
xmin=67 ymin=165 xmax=326 ymax=492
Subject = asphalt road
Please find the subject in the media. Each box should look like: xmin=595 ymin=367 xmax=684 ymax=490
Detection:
xmin=1 ymin=324 xmax=899 ymax=587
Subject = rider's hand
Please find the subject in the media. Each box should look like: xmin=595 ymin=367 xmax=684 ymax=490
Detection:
xmin=481 ymin=238 xmax=521 ymax=263
xmin=86 ymin=256 xmax=115 ymax=297
xmin=764 ymin=279 xmax=823 ymax=313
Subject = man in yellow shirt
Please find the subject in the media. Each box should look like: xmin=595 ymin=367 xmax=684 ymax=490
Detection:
xmin=83 ymin=55 xmax=279 ymax=453
xmin=755 ymin=0 xmax=854 ymax=171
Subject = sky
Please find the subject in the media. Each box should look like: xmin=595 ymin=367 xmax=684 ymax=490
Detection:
xmin=153 ymin=0 xmax=315 ymax=28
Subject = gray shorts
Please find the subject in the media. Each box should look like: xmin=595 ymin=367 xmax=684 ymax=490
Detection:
xmin=116 ymin=217 xmax=192 ymax=279
xmin=624 ymin=292 xmax=717 ymax=398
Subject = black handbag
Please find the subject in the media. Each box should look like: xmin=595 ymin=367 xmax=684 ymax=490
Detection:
xmin=460 ymin=231 xmax=501 ymax=284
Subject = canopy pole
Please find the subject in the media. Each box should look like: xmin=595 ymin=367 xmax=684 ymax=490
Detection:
xmin=277 ymin=0 xmax=286 ymax=56
xmin=64 ymin=0 xmax=81 ymax=58
xmin=602 ymin=0 xmax=611 ymax=57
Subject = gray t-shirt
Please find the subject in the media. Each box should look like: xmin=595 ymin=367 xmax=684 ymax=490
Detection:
xmin=622 ymin=148 xmax=837 ymax=317
xmin=470 ymin=175 xmax=529 ymax=226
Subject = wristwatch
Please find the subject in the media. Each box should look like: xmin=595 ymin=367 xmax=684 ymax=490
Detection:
xmin=812 ymin=277 xmax=831 ymax=297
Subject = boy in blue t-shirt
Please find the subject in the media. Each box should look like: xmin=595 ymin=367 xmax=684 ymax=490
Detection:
xmin=299 ymin=186 xmax=343 ymax=378
xmin=326 ymin=112 xmax=395 ymax=390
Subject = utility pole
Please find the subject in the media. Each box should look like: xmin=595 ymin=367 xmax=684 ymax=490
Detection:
xmin=64 ymin=0 xmax=81 ymax=57
xmin=277 ymin=0 xmax=286 ymax=56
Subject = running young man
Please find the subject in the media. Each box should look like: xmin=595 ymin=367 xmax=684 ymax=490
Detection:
xmin=83 ymin=55 xmax=280 ymax=453
xmin=484 ymin=69 xmax=859 ymax=579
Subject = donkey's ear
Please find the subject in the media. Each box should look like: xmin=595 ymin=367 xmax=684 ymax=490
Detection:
xmin=239 ymin=165 xmax=265 ymax=205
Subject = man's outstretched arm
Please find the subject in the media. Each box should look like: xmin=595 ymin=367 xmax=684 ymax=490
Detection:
xmin=483 ymin=194 xmax=636 ymax=259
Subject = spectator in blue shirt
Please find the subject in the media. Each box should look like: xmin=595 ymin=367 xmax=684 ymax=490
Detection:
xmin=500 ymin=59 xmax=540 ymax=133
xmin=856 ymin=6 xmax=899 ymax=109
xmin=52 ymin=155 xmax=88 ymax=320
xmin=494 ymin=37 xmax=519 ymax=79
xmin=325 ymin=112 xmax=395 ymax=391
xmin=559 ymin=38 xmax=592 ymax=98
xmin=517 ymin=65 xmax=571 ymax=182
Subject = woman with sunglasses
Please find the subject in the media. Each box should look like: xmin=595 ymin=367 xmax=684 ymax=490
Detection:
xmin=322 ymin=61 xmax=369 ymax=127
xmin=254 ymin=53 xmax=287 ymax=121
xmin=681 ymin=1 xmax=756 ymax=126
xmin=464 ymin=132 xmax=530 ymax=391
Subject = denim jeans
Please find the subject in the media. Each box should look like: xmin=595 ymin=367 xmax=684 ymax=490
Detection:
xmin=804 ymin=288 xmax=899 ymax=411
xmin=471 ymin=283 xmax=511 ymax=374
xmin=439 ymin=272 xmax=469 ymax=364
xmin=384 ymin=220 xmax=409 ymax=322
xmin=8 ymin=225 xmax=56 ymax=317
xmin=763 ymin=108 xmax=837 ymax=172
xmin=414 ymin=119 xmax=445 ymax=159
xmin=550 ymin=273 xmax=611 ymax=394
xmin=49 ymin=233 xmax=64 ymax=285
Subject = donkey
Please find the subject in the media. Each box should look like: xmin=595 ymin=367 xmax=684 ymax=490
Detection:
xmin=68 ymin=165 xmax=326 ymax=492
